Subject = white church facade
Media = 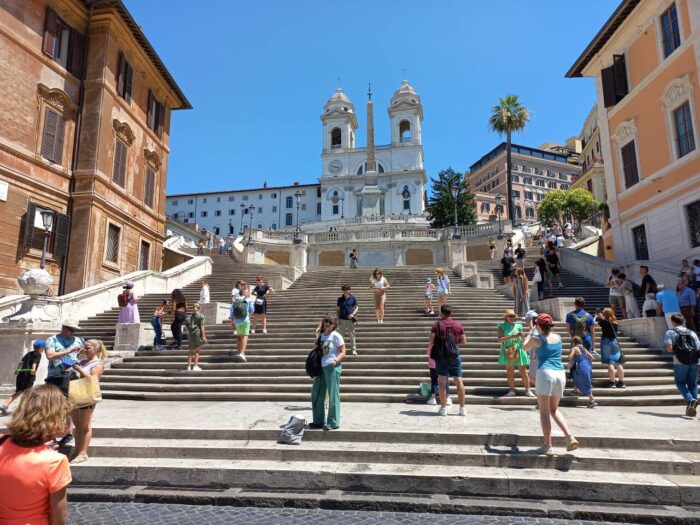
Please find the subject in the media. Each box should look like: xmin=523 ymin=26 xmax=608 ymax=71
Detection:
xmin=166 ymin=80 xmax=428 ymax=234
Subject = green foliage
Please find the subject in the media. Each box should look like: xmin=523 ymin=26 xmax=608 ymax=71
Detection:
xmin=426 ymin=168 xmax=477 ymax=228
xmin=537 ymin=189 xmax=599 ymax=230
xmin=488 ymin=94 xmax=530 ymax=135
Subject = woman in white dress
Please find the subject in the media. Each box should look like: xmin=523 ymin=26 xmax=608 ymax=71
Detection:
xmin=369 ymin=268 xmax=390 ymax=324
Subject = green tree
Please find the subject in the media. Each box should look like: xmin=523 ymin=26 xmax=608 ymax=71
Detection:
xmin=426 ymin=168 xmax=476 ymax=228
xmin=565 ymin=188 xmax=599 ymax=233
xmin=536 ymin=189 xmax=568 ymax=227
xmin=488 ymin=94 xmax=530 ymax=226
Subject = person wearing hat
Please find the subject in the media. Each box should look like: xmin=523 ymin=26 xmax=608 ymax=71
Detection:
xmin=45 ymin=320 xmax=85 ymax=447
xmin=0 ymin=340 xmax=46 ymax=416
xmin=117 ymin=281 xmax=140 ymax=324
xmin=523 ymin=313 xmax=579 ymax=455
xmin=497 ymin=309 xmax=533 ymax=398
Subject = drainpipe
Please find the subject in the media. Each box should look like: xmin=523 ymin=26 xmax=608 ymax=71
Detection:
xmin=58 ymin=3 xmax=93 ymax=295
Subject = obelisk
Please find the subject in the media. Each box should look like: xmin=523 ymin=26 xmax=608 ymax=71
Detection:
xmin=360 ymin=83 xmax=382 ymax=217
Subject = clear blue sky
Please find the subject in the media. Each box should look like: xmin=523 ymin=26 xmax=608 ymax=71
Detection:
xmin=123 ymin=0 xmax=619 ymax=195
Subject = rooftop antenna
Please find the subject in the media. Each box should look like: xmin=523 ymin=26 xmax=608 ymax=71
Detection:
xmin=367 ymin=81 xmax=372 ymax=100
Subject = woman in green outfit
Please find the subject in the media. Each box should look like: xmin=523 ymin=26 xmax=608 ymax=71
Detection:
xmin=310 ymin=313 xmax=346 ymax=430
xmin=497 ymin=309 xmax=534 ymax=398
xmin=185 ymin=303 xmax=207 ymax=372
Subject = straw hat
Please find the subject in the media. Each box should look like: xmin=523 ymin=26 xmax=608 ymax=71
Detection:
xmin=61 ymin=319 xmax=81 ymax=330
xmin=503 ymin=309 xmax=516 ymax=319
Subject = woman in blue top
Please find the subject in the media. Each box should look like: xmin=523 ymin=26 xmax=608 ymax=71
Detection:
xmin=523 ymin=313 xmax=579 ymax=455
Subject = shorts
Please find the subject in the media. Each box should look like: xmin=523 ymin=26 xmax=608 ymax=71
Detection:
xmin=610 ymin=295 xmax=625 ymax=307
xmin=235 ymin=320 xmax=251 ymax=336
xmin=535 ymin=368 xmax=566 ymax=397
xmin=436 ymin=290 xmax=448 ymax=298
xmin=15 ymin=373 xmax=35 ymax=393
xmin=549 ymin=266 xmax=560 ymax=275
xmin=425 ymin=293 xmax=433 ymax=300
xmin=436 ymin=356 xmax=462 ymax=378
xmin=600 ymin=337 xmax=621 ymax=364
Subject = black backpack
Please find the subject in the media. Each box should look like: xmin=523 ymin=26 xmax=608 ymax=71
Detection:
xmin=672 ymin=329 xmax=700 ymax=365
xmin=305 ymin=335 xmax=323 ymax=378
xmin=429 ymin=321 xmax=460 ymax=364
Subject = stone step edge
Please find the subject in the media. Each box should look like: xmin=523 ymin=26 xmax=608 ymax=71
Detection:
xmin=67 ymin=485 xmax=700 ymax=525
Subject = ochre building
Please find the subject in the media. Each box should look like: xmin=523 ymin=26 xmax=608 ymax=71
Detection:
xmin=0 ymin=0 xmax=190 ymax=296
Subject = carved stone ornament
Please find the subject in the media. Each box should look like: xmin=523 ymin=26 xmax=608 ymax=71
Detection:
xmin=113 ymin=119 xmax=135 ymax=146
xmin=662 ymin=75 xmax=693 ymax=109
xmin=612 ymin=120 xmax=638 ymax=144
xmin=144 ymin=149 xmax=161 ymax=171
xmin=37 ymin=84 xmax=77 ymax=119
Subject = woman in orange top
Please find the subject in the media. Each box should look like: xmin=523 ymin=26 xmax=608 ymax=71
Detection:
xmin=0 ymin=385 xmax=72 ymax=525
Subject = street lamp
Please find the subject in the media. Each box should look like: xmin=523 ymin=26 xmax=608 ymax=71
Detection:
xmin=450 ymin=186 xmax=461 ymax=239
xmin=228 ymin=219 xmax=233 ymax=236
xmin=39 ymin=210 xmax=54 ymax=270
xmin=495 ymin=194 xmax=504 ymax=240
xmin=340 ymin=196 xmax=345 ymax=219
xmin=239 ymin=202 xmax=246 ymax=235
xmin=293 ymin=190 xmax=303 ymax=244
xmin=247 ymin=204 xmax=256 ymax=243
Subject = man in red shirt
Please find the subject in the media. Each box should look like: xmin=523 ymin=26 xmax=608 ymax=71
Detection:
xmin=429 ymin=304 xmax=467 ymax=416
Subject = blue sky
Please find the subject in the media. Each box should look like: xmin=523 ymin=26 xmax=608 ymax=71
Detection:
xmin=123 ymin=0 xmax=619 ymax=195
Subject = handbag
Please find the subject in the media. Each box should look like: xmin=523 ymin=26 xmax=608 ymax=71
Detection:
xmin=533 ymin=269 xmax=543 ymax=283
xmin=255 ymin=298 xmax=264 ymax=306
xmin=68 ymin=375 xmax=102 ymax=409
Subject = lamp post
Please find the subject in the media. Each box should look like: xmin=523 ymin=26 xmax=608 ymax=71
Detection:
xmin=450 ymin=186 xmax=461 ymax=239
xmin=228 ymin=219 xmax=233 ymax=236
xmin=39 ymin=210 xmax=54 ymax=270
xmin=340 ymin=196 xmax=345 ymax=219
xmin=495 ymin=194 xmax=504 ymax=240
xmin=239 ymin=202 xmax=246 ymax=235
xmin=247 ymin=204 xmax=256 ymax=243
xmin=293 ymin=190 xmax=302 ymax=244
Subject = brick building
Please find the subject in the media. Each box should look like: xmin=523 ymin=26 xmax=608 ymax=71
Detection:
xmin=0 ymin=0 xmax=190 ymax=296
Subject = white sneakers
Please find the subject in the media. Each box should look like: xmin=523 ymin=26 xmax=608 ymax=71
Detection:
xmin=250 ymin=329 xmax=255 ymax=334
xmin=525 ymin=389 xmax=536 ymax=398
xmin=438 ymin=406 xmax=447 ymax=416
xmin=188 ymin=365 xmax=202 ymax=371
xmin=239 ymin=353 xmax=247 ymax=362
xmin=426 ymin=397 xmax=437 ymax=405
xmin=458 ymin=407 xmax=467 ymax=417
xmin=446 ymin=397 xmax=453 ymax=406
xmin=504 ymin=389 xmax=517 ymax=397
xmin=262 ymin=329 xmax=268 ymax=334
xmin=436 ymin=405 xmax=467 ymax=417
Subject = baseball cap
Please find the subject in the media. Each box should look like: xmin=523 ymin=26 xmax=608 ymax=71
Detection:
xmin=33 ymin=339 xmax=47 ymax=348
xmin=523 ymin=310 xmax=538 ymax=321
xmin=536 ymin=313 xmax=554 ymax=326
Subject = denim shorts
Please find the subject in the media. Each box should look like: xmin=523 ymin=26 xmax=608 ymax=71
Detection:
xmin=600 ymin=337 xmax=621 ymax=364
xmin=436 ymin=356 xmax=462 ymax=377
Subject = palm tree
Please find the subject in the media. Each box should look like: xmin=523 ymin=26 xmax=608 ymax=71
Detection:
xmin=488 ymin=95 xmax=530 ymax=226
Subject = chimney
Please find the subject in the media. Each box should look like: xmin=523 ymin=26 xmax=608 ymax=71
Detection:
xmin=263 ymin=181 xmax=268 ymax=188
xmin=293 ymin=181 xmax=300 ymax=186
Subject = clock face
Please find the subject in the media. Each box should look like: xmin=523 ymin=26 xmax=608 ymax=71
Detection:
xmin=328 ymin=160 xmax=343 ymax=174
xmin=399 ymin=153 xmax=413 ymax=169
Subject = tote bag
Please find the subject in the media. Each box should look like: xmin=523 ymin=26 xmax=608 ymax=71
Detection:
xmin=68 ymin=375 xmax=102 ymax=408
xmin=532 ymin=269 xmax=543 ymax=283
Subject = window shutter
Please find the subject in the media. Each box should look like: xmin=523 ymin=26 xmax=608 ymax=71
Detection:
xmin=147 ymin=90 xmax=154 ymax=129
xmin=53 ymin=212 xmax=70 ymax=259
xmin=23 ymin=202 xmax=37 ymax=249
xmin=613 ymin=54 xmax=628 ymax=99
xmin=125 ymin=62 xmax=133 ymax=103
xmin=54 ymin=114 xmax=65 ymax=165
xmin=156 ymin=102 xmax=164 ymax=137
xmin=117 ymin=52 xmax=125 ymax=97
xmin=41 ymin=108 xmax=58 ymax=161
xmin=68 ymin=30 xmax=84 ymax=77
xmin=601 ymin=65 xmax=616 ymax=108
xmin=144 ymin=168 xmax=155 ymax=208
xmin=42 ymin=8 xmax=57 ymax=57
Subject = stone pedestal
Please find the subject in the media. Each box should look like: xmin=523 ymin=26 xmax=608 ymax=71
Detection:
xmin=360 ymin=176 xmax=382 ymax=218
xmin=200 ymin=302 xmax=230 ymax=325
xmin=113 ymin=323 xmax=155 ymax=356
xmin=290 ymin=243 xmax=307 ymax=271
xmin=533 ymin=297 xmax=576 ymax=321
xmin=447 ymin=240 xmax=468 ymax=268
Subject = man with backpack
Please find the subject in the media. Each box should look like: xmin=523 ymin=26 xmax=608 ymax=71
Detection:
xmin=428 ymin=305 xmax=467 ymax=417
xmin=665 ymin=313 xmax=700 ymax=417
xmin=565 ymin=297 xmax=596 ymax=352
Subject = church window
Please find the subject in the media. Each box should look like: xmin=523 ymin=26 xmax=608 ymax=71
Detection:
xmin=332 ymin=204 xmax=339 ymax=215
xmin=285 ymin=196 xmax=293 ymax=208
xmin=330 ymin=127 xmax=341 ymax=149
xmin=399 ymin=120 xmax=411 ymax=142
xmin=317 ymin=202 xmax=321 ymax=214
xmin=272 ymin=223 xmax=277 ymax=230
xmin=285 ymin=213 xmax=293 ymax=226
xmin=357 ymin=162 xmax=385 ymax=175
xmin=402 ymin=186 xmax=411 ymax=211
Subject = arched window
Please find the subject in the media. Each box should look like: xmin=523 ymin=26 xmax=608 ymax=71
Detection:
xmin=357 ymin=162 xmax=385 ymax=175
xmin=402 ymin=185 xmax=411 ymax=211
xmin=330 ymin=127 xmax=341 ymax=149
xmin=399 ymin=120 xmax=411 ymax=142
xmin=526 ymin=207 xmax=535 ymax=218
xmin=285 ymin=196 xmax=293 ymax=208
xmin=272 ymin=223 xmax=277 ymax=230
xmin=214 ymin=226 xmax=220 ymax=235
xmin=285 ymin=213 xmax=293 ymax=226
xmin=257 ymin=224 xmax=262 ymax=229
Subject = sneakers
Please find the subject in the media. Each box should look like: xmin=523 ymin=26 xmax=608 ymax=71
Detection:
xmin=504 ymin=389 xmax=516 ymax=397
xmin=686 ymin=399 xmax=697 ymax=417
xmin=351 ymin=349 xmax=358 ymax=356
xmin=192 ymin=365 xmax=202 ymax=372
xmin=437 ymin=406 xmax=447 ymax=416
xmin=0 ymin=405 xmax=7 ymax=416
xmin=71 ymin=453 xmax=88 ymax=464
xmin=458 ymin=407 xmax=467 ymax=417
xmin=429 ymin=310 xmax=435 ymax=316
xmin=262 ymin=329 xmax=268 ymax=334
xmin=187 ymin=364 xmax=192 ymax=371
xmin=566 ymin=435 xmax=579 ymax=451
xmin=537 ymin=445 xmax=554 ymax=456
xmin=426 ymin=397 xmax=437 ymax=405
xmin=446 ymin=397 xmax=453 ymax=406
xmin=607 ymin=381 xmax=617 ymax=388
xmin=308 ymin=423 xmax=324 ymax=429
xmin=233 ymin=331 xmax=238 ymax=336
xmin=559 ymin=283 xmax=564 ymax=288
xmin=238 ymin=353 xmax=247 ymax=363
xmin=587 ymin=400 xmax=599 ymax=409
xmin=615 ymin=381 xmax=626 ymax=389
xmin=525 ymin=389 xmax=536 ymax=398
xmin=250 ymin=329 xmax=255 ymax=334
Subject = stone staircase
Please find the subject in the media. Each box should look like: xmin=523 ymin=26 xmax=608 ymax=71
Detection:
xmin=77 ymin=254 xmax=680 ymax=406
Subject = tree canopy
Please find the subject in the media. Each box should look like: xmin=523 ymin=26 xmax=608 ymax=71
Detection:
xmin=426 ymin=168 xmax=477 ymax=228
xmin=488 ymin=94 xmax=530 ymax=135
xmin=537 ymin=188 xmax=599 ymax=231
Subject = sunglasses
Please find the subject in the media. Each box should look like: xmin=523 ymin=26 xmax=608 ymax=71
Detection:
xmin=323 ymin=319 xmax=334 ymax=324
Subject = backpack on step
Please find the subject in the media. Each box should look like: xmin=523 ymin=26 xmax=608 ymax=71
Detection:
xmin=232 ymin=298 xmax=249 ymax=319
xmin=571 ymin=312 xmax=590 ymax=338
xmin=672 ymin=329 xmax=700 ymax=365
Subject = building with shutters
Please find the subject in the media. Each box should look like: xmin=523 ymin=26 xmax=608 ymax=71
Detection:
xmin=466 ymin=141 xmax=581 ymax=224
xmin=566 ymin=0 xmax=700 ymax=266
xmin=0 ymin=0 xmax=190 ymax=297
xmin=166 ymin=81 xmax=428 ymax=233
xmin=571 ymin=104 xmax=607 ymax=204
